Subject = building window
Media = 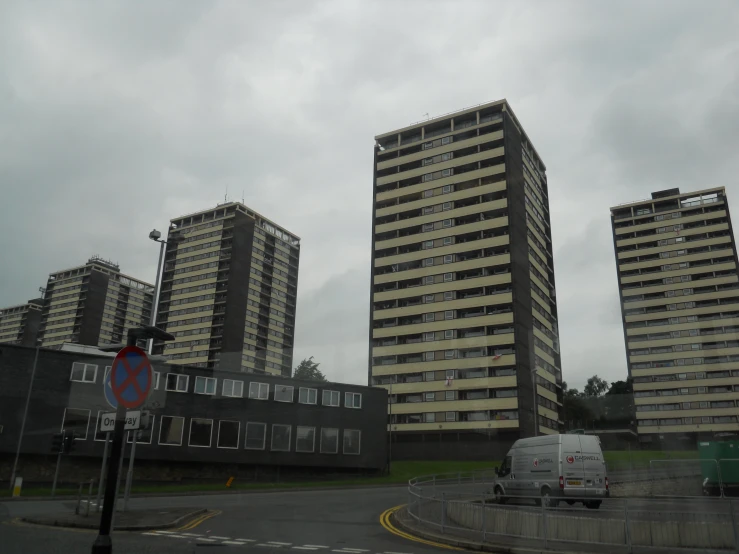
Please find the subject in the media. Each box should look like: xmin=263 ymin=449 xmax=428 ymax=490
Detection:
xmin=271 ymin=424 xmax=291 ymax=452
xmin=159 ymin=416 xmax=185 ymax=446
xmin=445 ymin=310 xmax=454 ymax=320
xmin=274 ymin=385 xmax=294 ymax=403
xmin=244 ymin=422 xmax=267 ymax=450
xmin=345 ymin=392 xmax=362 ymax=409
xmin=424 ymin=412 xmax=435 ymax=423
xmin=299 ymin=387 xmax=317 ymax=404
xmin=296 ymin=426 xmax=315 ymax=453
xmin=249 ymin=382 xmax=270 ymax=400
xmin=445 ymin=350 xmax=456 ymax=359
xmin=423 ymin=258 xmax=434 ymax=267
xmin=444 ymin=255 xmax=454 ymax=264
xmin=425 ymin=313 xmax=435 ymax=322
xmin=194 ymin=376 xmax=216 ymax=395
xmin=217 ymin=420 xmax=240 ymax=449
xmin=442 ymin=202 xmax=452 ymax=211
xmin=424 ymin=332 xmax=435 ymax=341
xmin=446 ymin=412 xmax=456 ymax=422
xmin=444 ymin=273 xmax=454 ymax=282
xmin=443 ymin=219 xmax=453 ymax=228
xmin=343 ymin=429 xmax=361 ymax=455
xmin=445 ymin=390 xmax=455 ymax=401
xmin=423 ymin=190 xmax=433 ymax=198
xmin=424 ymin=295 xmax=435 ymax=303
xmin=425 ymin=392 xmax=435 ymax=402
xmin=320 ymin=428 xmax=339 ymax=454
xmin=441 ymin=168 xmax=452 ymax=177
xmin=424 ymin=352 xmax=435 ymax=361
xmin=70 ymin=363 xmax=97 ymax=383
xmin=323 ymin=390 xmax=340 ymax=407
xmin=424 ymin=240 xmax=434 ymax=249
xmin=443 ymin=237 xmax=453 ymax=246
xmin=425 ymin=371 xmax=435 ymax=381
xmin=424 ymin=276 xmax=434 ymax=285
xmin=444 ymin=330 xmax=455 ymax=339
xmin=222 ymin=379 xmax=244 ymax=398
xmin=422 ymin=174 xmax=433 ymax=182
xmin=188 ymin=418 xmax=213 ymax=448
xmin=153 ymin=372 xmax=161 ymax=390
xmin=127 ymin=416 xmax=156 ymax=445
xmin=61 ymin=408 xmax=90 ymax=440
xmin=444 ymin=291 xmax=455 ymax=301
xmin=166 ymin=374 xmax=189 ymax=393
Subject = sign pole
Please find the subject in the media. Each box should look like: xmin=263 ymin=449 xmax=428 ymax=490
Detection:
xmin=9 ymin=345 xmax=40 ymax=491
xmin=123 ymin=431 xmax=137 ymax=512
xmin=110 ymin=432 xmax=127 ymax=530
xmin=95 ymin=432 xmax=111 ymax=512
xmin=51 ymin=450 xmax=63 ymax=497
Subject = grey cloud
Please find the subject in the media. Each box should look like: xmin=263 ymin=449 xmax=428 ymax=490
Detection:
xmin=1 ymin=0 xmax=738 ymax=390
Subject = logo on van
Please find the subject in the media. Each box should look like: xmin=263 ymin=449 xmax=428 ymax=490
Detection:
xmin=566 ymin=455 xmax=575 ymax=464
xmin=533 ymin=458 xmax=539 ymax=467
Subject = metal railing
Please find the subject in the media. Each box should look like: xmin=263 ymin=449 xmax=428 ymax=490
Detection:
xmin=406 ymin=469 xmax=739 ymax=553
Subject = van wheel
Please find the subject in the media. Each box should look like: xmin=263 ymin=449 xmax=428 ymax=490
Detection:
xmin=540 ymin=488 xmax=558 ymax=508
xmin=494 ymin=486 xmax=507 ymax=504
xmin=566 ymin=500 xmax=575 ymax=506
xmin=585 ymin=501 xmax=602 ymax=510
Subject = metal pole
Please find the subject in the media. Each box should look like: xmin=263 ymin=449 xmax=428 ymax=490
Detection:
xmin=729 ymin=498 xmax=739 ymax=554
xmin=9 ymin=346 xmax=40 ymax=490
xmin=96 ymin=432 xmax=111 ymax=512
xmin=51 ymin=448 xmax=63 ymax=497
xmin=123 ymin=431 xmax=137 ymax=511
xmin=110 ymin=433 xmax=127 ymax=529
xmin=75 ymin=482 xmax=83 ymax=515
xmin=441 ymin=492 xmax=446 ymax=533
xmin=92 ymin=334 xmax=137 ymax=554
xmin=625 ymin=498 xmax=633 ymax=554
xmin=147 ymin=240 xmax=166 ymax=355
xmin=532 ymin=369 xmax=539 ymax=437
xmin=86 ymin=480 xmax=94 ymax=517
xmin=387 ymin=383 xmax=392 ymax=475
xmin=541 ymin=496 xmax=548 ymax=550
xmin=481 ymin=493 xmax=486 ymax=541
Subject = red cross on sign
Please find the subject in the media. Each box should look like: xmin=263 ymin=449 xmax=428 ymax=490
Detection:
xmin=110 ymin=345 xmax=153 ymax=409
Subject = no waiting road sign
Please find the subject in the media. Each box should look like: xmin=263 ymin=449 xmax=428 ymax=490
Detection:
xmin=110 ymin=345 xmax=153 ymax=409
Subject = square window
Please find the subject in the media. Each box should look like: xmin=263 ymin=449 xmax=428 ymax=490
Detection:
xmin=444 ymin=330 xmax=454 ymax=339
xmin=441 ymin=152 xmax=452 ymax=161
xmin=424 ymin=332 xmax=435 ymax=341
xmin=70 ymin=363 xmax=97 ymax=383
xmin=425 ymin=371 xmax=436 ymax=381
xmin=61 ymin=408 xmax=91 ymax=440
xmin=159 ymin=416 xmax=185 ymax=446
xmin=423 ymin=258 xmax=434 ymax=267
xmin=343 ymin=429 xmax=361 ymax=455
xmin=299 ymin=387 xmax=318 ymax=404
xmin=249 ymin=382 xmax=270 ymax=400
xmin=445 ymin=390 xmax=455 ymax=401
xmin=423 ymin=223 xmax=434 ymax=232
xmin=322 ymin=390 xmax=341 ymax=407
xmin=274 ymin=385 xmax=294 ymax=403
xmin=423 ymin=142 xmax=433 ymax=150
xmin=424 ymin=241 xmax=434 ymax=249
xmin=424 ymin=276 xmax=435 ymax=285
xmin=271 ymin=424 xmax=291 ymax=452
xmin=441 ymin=137 xmax=451 ymax=145
xmin=424 ymin=352 xmax=435 ymax=361
xmin=702 ymin=416 xmax=712 ymax=424
xmin=423 ymin=206 xmax=434 ymax=215
xmin=441 ymin=168 xmax=452 ymax=177
xmin=446 ymin=369 xmax=455 ymax=379
xmin=443 ymin=219 xmax=453 ymax=228
xmin=425 ymin=313 xmax=435 ymax=322
xmin=244 ymin=422 xmax=267 ymax=450
xmin=188 ymin=418 xmax=213 ymax=447
xmin=446 ymin=412 xmax=456 ymax=422
xmin=443 ymin=237 xmax=453 ymax=246
xmin=445 ymin=310 xmax=454 ymax=320
xmin=423 ymin=190 xmax=433 ymax=199
xmin=424 ymin=412 xmax=436 ymax=423
xmin=320 ymin=428 xmax=339 ymax=454
xmin=444 ymin=255 xmax=454 ymax=264
xmin=217 ymin=420 xmax=240 ymax=449
xmin=700 ymin=401 xmax=708 ymax=408
xmin=443 ymin=202 xmax=452 ymax=211
xmin=222 ymin=379 xmax=244 ymax=398
xmin=424 ymin=392 xmax=435 ymax=402
xmin=424 ymin=295 xmax=435 ymax=303
xmin=194 ymin=376 xmax=216 ymax=395
xmin=127 ymin=415 xmax=155 ymax=445
xmin=423 ymin=174 xmax=433 ymax=182
xmin=444 ymin=291 xmax=455 ymax=301
xmin=166 ymin=373 xmax=189 ymax=393
xmin=444 ymin=273 xmax=454 ymax=282
xmin=345 ymin=392 xmax=362 ymax=409
xmin=296 ymin=426 xmax=315 ymax=453
xmin=445 ymin=350 xmax=456 ymax=359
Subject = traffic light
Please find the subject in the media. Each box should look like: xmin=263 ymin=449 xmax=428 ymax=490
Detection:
xmin=51 ymin=432 xmax=65 ymax=454
xmin=63 ymin=432 xmax=77 ymax=454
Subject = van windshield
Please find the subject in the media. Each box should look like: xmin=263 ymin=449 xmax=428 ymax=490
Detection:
xmin=499 ymin=455 xmax=512 ymax=476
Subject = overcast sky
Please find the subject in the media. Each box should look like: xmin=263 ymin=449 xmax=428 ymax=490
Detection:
xmin=1 ymin=1 xmax=738 ymax=389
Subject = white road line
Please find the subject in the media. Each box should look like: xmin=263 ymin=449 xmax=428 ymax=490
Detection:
xmin=384 ymin=551 xmax=414 ymax=554
xmin=235 ymin=539 xmax=256 ymax=542
xmin=341 ymin=549 xmax=369 ymax=552
xmin=223 ymin=541 xmax=248 ymax=546
xmin=292 ymin=547 xmax=319 ymax=550
xmin=198 ymin=538 xmax=218 ymax=543
xmin=169 ymin=535 xmax=190 ymax=539
xmin=269 ymin=542 xmax=293 ymax=546
xmin=155 ymin=531 xmax=176 ymax=534
xmin=257 ymin=544 xmax=277 ymax=547
xmin=303 ymin=546 xmax=329 ymax=549
xmin=182 ymin=533 xmax=203 ymax=537
xmin=211 ymin=536 xmax=232 ymax=540
xmin=141 ymin=532 xmax=160 ymax=536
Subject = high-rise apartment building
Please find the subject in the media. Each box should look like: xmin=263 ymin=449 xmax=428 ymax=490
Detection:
xmin=152 ymin=202 xmax=300 ymax=375
xmin=37 ymin=256 xmax=154 ymax=348
xmin=369 ymin=99 xmax=563 ymax=445
xmin=611 ymin=187 xmax=739 ymax=444
xmin=0 ymin=298 xmax=43 ymax=346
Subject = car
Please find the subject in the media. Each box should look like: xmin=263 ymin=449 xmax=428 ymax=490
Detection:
xmin=492 ymin=433 xmax=609 ymax=509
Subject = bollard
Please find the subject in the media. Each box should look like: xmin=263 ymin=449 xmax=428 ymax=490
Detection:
xmin=441 ymin=492 xmax=446 ymax=533
xmin=624 ymin=498 xmax=632 ymax=553
xmin=75 ymin=482 xmax=83 ymax=515
xmin=86 ymin=480 xmax=94 ymax=517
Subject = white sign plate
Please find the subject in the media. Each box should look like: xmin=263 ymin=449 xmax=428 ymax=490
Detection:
xmin=100 ymin=411 xmax=141 ymax=432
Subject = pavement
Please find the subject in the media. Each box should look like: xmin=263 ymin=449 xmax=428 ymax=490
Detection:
xmin=20 ymin=506 xmax=206 ymax=530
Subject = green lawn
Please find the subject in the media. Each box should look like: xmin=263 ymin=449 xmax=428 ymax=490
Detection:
xmin=0 ymin=454 xmax=695 ymax=498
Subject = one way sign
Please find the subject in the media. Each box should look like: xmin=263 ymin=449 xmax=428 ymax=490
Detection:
xmin=100 ymin=411 xmax=142 ymax=432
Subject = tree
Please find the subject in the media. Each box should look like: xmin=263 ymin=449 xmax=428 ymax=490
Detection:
xmin=603 ymin=379 xmax=634 ymax=423
xmin=583 ymin=375 xmax=609 ymax=398
xmin=293 ymin=357 xmax=327 ymax=382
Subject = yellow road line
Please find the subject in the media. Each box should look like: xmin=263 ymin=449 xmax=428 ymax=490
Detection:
xmin=379 ymin=505 xmax=460 ymax=550
xmin=176 ymin=509 xmax=221 ymax=531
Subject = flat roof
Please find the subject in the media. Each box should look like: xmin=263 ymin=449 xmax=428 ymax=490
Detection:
xmin=610 ymin=186 xmax=726 ymax=211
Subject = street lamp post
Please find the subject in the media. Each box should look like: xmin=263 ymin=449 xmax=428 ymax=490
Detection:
xmin=146 ymin=229 xmax=166 ymax=355
xmin=532 ymin=368 xmax=539 ymax=437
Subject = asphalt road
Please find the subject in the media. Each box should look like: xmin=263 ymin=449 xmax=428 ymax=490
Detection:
xmin=0 ymin=486 xmax=445 ymax=554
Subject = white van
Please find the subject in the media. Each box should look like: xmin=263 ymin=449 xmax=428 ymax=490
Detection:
xmin=492 ymin=434 xmax=609 ymax=509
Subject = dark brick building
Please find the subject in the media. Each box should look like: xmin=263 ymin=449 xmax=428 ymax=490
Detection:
xmin=0 ymin=345 xmax=388 ymax=484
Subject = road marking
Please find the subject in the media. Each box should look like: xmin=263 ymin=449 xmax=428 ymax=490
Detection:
xmin=292 ymin=548 xmax=319 ymax=551
xmin=182 ymin=533 xmax=203 ymax=537
xmin=223 ymin=541 xmax=247 ymax=545
xmin=156 ymin=530 xmax=177 ymax=534
xmin=257 ymin=544 xmax=276 ymax=547
xmin=142 ymin=532 xmax=160 ymax=536
xmin=302 ymin=546 xmax=329 ymax=549
xmin=169 ymin=535 xmax=190 ymax=539
xmin=211 ymin=536 xmax=232 ymax=540
xmin=269 ymin=542 xmax=293 ymax=546
xmin=198 ymin=538 xmax=218 ymax=543
xmin=379 ymin=505 xmax=460 ymax=551
xmin=176 ymin=509 xmax=222 ymax=531
xmin=340 ymin=549 xmax=369 ymax=552
xmin=236 ymin=539 xmax=256 ymax=542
